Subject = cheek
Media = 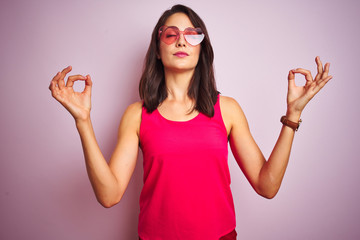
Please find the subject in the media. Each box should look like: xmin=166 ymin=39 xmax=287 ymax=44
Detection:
xmin=193 ymin=44 xmax=201 ymax=55
xmin=193 ymin=47 xmax=201 ymax=61
xmin=158 ymin=44 xmax=171 ymax=59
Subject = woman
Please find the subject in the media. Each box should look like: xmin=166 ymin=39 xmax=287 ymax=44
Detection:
xmin=49 ymin=4 xmax=332 ymax=240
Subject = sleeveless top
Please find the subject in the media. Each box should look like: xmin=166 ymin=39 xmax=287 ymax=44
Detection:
xmin=139 ymin=95 xmax=236 ymax=240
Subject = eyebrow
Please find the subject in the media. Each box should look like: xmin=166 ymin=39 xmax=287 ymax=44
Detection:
xmin=164 ymin=26 xmax=198 ymax=31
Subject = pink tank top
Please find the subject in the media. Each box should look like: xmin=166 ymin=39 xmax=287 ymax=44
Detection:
xmin=139 ymin=95 xmax=236 ymax=240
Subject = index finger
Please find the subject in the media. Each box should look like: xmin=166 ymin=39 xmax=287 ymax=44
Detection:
xmin=291 ymin=68 xmax=314 ymax=82
xmin=66 ymin=74 xmax=87 ymax=87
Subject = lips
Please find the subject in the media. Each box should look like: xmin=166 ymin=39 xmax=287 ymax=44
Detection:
xmin=174 ymin=51 xmax=189 ymax=58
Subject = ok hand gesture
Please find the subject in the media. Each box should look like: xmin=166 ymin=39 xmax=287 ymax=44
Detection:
xmin=49 ymin=66 xmax=92 ymax=122
xmin=286 ymin=56 xmax=333 ymax=117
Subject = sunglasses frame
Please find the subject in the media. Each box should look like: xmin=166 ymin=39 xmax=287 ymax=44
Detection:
xmin=158 ymin=25 xmax=205 ymax=46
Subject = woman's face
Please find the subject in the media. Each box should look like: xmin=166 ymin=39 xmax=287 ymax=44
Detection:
xmin=158 ymin=13 xmax=201 ymax=74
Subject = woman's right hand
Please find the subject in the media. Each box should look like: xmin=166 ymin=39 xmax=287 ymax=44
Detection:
xmin=49 ymin=66 xmax=92 ymax=122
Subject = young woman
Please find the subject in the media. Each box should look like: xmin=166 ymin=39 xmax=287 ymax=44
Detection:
xmin=49 ymin=4 xmax=332 ymax=240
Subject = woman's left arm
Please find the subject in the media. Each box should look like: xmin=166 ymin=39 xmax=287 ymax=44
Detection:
xmin=226 ymin=56 xmax=332 ymax=199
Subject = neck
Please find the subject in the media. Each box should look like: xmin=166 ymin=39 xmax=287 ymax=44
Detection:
xmin=164 ymin=68 xmax=195 ymax=101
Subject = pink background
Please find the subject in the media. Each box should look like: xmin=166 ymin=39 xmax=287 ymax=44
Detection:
xmin=1 ymin=0 xmax=359 ymax=239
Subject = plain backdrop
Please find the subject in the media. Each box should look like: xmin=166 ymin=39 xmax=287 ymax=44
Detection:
xmin=1 ymin=0 xmax=359 ymax=239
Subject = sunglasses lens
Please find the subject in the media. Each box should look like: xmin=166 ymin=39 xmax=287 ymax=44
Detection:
xmin=161 ymin=28 xmax=178 ymax=45
xmin=184 ymin=33 xmax=204 ymax=46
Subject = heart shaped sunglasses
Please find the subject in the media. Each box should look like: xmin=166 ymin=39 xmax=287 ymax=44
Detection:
xmin=158 ymin=26 xmax=205 ymax=46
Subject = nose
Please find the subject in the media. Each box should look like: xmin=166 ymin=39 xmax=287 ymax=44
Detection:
xmin=176 ymin=32 xmax=186 ymax=47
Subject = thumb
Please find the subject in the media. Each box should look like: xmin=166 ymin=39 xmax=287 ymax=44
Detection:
xmin=288 ymin=70 xmax=296 ymax=88
xmin=83 ymin=75 xmax=92 ymax=94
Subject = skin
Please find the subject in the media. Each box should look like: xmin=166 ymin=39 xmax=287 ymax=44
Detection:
xmin=49 ymin=13 xmax=332 ymax=207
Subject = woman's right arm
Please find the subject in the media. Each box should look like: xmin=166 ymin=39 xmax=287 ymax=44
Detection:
xmin=49 ymin=66 xmax=141 ymax=208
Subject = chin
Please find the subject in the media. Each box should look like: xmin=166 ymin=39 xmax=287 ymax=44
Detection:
xmin=165 ymin=65 xmax=196 ymax=73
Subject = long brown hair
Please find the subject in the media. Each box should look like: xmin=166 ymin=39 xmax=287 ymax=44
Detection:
xmin=139 ymin=4 xmax=218 ymax=117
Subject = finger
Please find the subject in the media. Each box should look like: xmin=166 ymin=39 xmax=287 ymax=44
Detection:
xmin=313 ymin=75 xmax=332 ymax=93
xmin=49 ymin=72 xmax=60 ymax=90
xmin=317 ymin=75 xmax=333 ymax=86
xmin=59 ymin=66 xmax=72 ymax=89
xmin=322 ymin=62 xmax=330 ymax=79
xmin=49 ymin=79 xmax=63 ymax=102
xmin=49 ymin=77 xmax=58 ymax=92
xmin=65 ymin=74 xmax=87 ymax=87
xmin=60 ymin=65 xmax=72 ymax=76
xmin=51 ymin=71 xmax=61 ymax=82
xmin=291 ymin=68 xmax=314 ymax=82
xmin=315 ymin=56 xmax=323 ymax=81
xmin=83 ymin=75 xmax=93 ymax=94
xmin=288 ymin=70 xmax=296 ymax=88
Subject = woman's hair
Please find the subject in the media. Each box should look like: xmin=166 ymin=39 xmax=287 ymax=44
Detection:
xmin=139 ymin=4 xmax=218 ymax=117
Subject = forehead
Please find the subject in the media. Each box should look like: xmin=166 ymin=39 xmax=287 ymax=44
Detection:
xmin=164 ymin=13 xmax=194 ymax=30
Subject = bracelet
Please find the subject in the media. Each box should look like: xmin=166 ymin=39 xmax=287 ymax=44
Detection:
xmin=280 ymin=115 xmax=302 ymax=131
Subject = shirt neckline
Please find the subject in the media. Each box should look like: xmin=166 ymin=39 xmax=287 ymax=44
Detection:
xmin=155 ymin=109 xmax=201 ymax=123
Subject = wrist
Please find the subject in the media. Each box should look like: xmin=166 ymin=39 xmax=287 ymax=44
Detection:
xmin=75 ymin=117 xmax=92 ymax=130
xmin=281 ymin=114 xmax=302 ymax=131
xmin=285 ymin=109 xmax=301 ymax=122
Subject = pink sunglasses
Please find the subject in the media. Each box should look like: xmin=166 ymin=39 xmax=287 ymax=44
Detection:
xmin=158 ymin=26 xmax=205 ymax=46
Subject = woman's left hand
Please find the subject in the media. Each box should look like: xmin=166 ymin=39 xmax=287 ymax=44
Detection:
xmin=286 ymin=56 xmax=332 ymax=119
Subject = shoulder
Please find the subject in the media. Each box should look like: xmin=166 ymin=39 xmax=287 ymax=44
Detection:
xmin=219 ymin=95 xmax=244 ymax=117
xmin=124 ymin=101 xmax=143 ymax=115
xmin=219 ymin=95 xmax=247 ymax=134
xmin=119 ymin=101 xmax=143 ymax=135
xmin=220 ymin=95 xmax=239 ymax=106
